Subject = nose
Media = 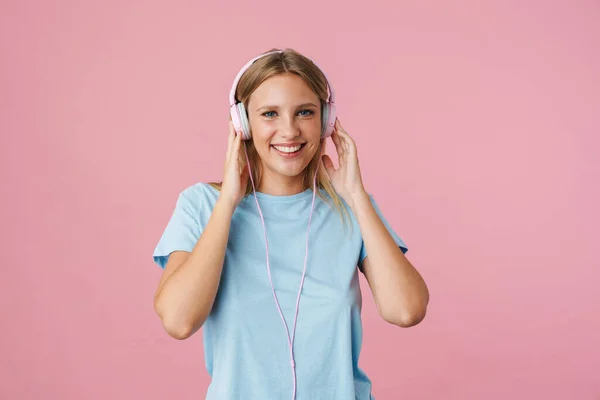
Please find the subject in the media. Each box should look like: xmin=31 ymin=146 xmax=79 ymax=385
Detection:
xmin=278 ymin=115 xmax=299 ymax=138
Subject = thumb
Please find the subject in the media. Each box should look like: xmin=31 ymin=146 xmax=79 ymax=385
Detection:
xmin=240 ymin=162 xmax=250 ymax=183
xmin=321 ymin=154 xmax=335 ymax=178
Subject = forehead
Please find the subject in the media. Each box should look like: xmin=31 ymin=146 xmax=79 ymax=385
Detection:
xmin=248 ymin=73 xmax=318 ymax=107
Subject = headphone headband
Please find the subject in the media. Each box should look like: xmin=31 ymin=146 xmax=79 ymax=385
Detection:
xmin=228 ymin=50 xmax=335 ymax=107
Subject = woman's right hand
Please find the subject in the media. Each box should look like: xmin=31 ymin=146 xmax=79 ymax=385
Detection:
xmin=219 ymin=121 xmax=250 ymax=209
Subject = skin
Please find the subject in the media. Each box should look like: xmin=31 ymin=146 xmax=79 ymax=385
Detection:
xmin=153 ymin=72 xmax=429 ymax=341
xmin=323 ymin=121 xmax=429 ymax=326
xmin=246 ymin=72 xmax=324 ymax=196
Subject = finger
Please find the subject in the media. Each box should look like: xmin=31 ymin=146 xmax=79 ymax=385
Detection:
xmin=331 ymin=129 xmax=344 ymax=156
xmin=334 ymin=119 xmax=353 ymax=143
xmin=336 ymin=118 xmax=350 ymax=136
xmin=226 ymin=121 xmax=236 ymax=162
xmin=332 ymin=135 xmax=347 ymax=166
xmin=322 ymin=153 xmax=335 ymax=170
xmin=321 ymin=154 xmax=335 ymax=179
xmin=335 ymin=126 xmax=354 ymax=153
xmin=334 ymin=122 xmax=349 ymax=141
xmin=238 ymin=148 xmax=244 ymax=173
xmin=232 ymin=128 xmax=243 ymax=169
xmin=237 ymin=140 xmax=248 ymax=174
xmin=335 ymin=118 xmax=346 ymax=135
xmin=320 ymin=138 xmax=327 ymax=155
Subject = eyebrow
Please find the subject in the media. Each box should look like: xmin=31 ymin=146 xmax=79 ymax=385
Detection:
xmin=256 ymin=102 xmax=319 ymax=112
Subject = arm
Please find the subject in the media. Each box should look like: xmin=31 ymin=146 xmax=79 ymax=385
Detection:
xmin=321 ymin=118 xmax=428 ymax=327
xmin=153 ymin=197 xmax=235 ymax=340
xmin=351 ymin=192 xmax=429 ymax=327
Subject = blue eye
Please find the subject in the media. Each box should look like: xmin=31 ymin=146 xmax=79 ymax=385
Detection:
xmin=298 ymin=109 xmax=314 ymax=116
xmin=261 ymin=109 xmax=315 ymax=118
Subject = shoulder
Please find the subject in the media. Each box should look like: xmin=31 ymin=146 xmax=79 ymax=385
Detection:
xmin=176 ymin=181 xmax=221 ymax=214
xmin=180 ymin=181 xmax=219 ymax=199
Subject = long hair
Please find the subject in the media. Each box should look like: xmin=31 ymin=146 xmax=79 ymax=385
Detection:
xmin=209 ymin=47 xmax=350 ymax=226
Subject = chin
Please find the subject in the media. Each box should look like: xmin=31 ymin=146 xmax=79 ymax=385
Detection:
xmin=270 ymin=164 xmax=307 ymax=178
xmin=265 ymin=152 xmax=315 ymax=173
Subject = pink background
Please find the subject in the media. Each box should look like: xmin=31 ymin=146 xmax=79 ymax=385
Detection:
xmin=1 ymin=0 xmax=599 ymax=399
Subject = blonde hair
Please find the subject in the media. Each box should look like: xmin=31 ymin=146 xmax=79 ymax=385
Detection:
xmin=209 ymin=47 xmax=350 ymax=226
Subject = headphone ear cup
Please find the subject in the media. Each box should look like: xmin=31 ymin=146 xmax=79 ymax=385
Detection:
xmin=321 ymin=102 xmax=336 ymax=138
xmin=230 ymin=103 xmax=242 ymax=135
xmin=321 ymin=103 xmax=329 ymax=137
xmin=237 ymin=103 xmax=251 ymax=140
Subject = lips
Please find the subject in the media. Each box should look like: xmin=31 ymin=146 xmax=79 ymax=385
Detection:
xmin=271 ymin=143 xmax=306 ymax=157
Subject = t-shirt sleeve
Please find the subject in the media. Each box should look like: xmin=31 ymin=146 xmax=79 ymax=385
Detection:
xmin=359 ymin=194 xmax=408 ymax=270
xmin=152 ymin=188 xmax=201 ymax=269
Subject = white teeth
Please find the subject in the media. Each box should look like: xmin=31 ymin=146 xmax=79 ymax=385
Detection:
xmin=273 ymin=145 xmax=302 ymax=153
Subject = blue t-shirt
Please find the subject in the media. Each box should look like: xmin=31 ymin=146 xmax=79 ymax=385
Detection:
xmin=153 ymin=182 xmax=407 ymax=400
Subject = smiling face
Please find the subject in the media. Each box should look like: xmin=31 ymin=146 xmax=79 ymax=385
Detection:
xmin=246 ymin=72 xmax=323 ymax=193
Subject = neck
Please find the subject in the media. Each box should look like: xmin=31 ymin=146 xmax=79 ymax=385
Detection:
xmin=257 ymin=177 xmax=306 ymax=196
xmin=256 ymin=167 xmax=308 ymax=196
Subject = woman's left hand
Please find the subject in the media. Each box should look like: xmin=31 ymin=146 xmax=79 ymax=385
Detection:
xmin=321 ymin=119 xmax=368 ymax=209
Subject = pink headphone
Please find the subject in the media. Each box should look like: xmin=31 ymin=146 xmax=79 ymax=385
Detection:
xmin=229 ymin=49 xmax=337 ymax=140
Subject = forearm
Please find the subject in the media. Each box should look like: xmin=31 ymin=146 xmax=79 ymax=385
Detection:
xmin=155 ymin=197 xmax=235 ymax=337
xmin=351 ymin=191 xmax=429 ymax=326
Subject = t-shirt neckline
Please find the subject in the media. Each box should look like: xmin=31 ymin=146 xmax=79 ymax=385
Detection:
xmin=249 ymin=188 xmax=315 ymax=203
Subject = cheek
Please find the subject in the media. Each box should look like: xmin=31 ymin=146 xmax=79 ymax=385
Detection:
xmin=250 ymin=132 xmax=274 ymax=158
xmin=250 ymin=124 xmax=274 ymax=146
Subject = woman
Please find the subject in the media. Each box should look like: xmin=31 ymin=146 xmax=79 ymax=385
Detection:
xmin=152 ymin=48 xmax=429 ymax=400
